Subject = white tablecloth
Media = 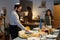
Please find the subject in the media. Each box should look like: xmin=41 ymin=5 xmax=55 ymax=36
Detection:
xmin=13 ymin=37 xmax=56 ymax=40
xmin=13 ymin=37 xmax=26 ymax=40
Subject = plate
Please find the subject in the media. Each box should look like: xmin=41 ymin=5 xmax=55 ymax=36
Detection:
xmin=46 ymin=34 xmax=57 ymax=39
xmin=54 ymin=30 xmax=59 ymax=32
xmin=18 ymin=30 xmax=32 ymax=39
xmin=19 ymin=34 xmax=30 ymax=39
xmin=33 ymin=28 xmax=40 ymax=30
xmin=27 ymin=37 xmax=40 ymax=40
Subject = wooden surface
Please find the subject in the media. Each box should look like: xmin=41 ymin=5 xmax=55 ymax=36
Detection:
xmin=0 ymin=33 xmax=5 ymax=40
xmin=22 ymin=22 xmax=39 ymax=26
xmin=0 ymin=16 xmax=5 ymax=40
xmin=53 ymin=5 xmax=60 ymax=28
xmin=22 ymin=22 xmax=39 ymax=29
xmin=0 ymin=16 xmax=5 ymax=26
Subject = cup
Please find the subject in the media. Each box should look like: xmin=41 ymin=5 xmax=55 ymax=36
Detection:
xmin=47 ymin=25 xmax=52 ymax=29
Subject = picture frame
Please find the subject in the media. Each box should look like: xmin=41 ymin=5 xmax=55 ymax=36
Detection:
xmin=39 ymin=0 xmax=46 ymax=8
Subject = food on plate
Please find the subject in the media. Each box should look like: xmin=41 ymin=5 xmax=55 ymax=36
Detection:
xmin=19 ymin=34 xmax=29 ymax=38
xmin=31 ymin=33 xmax=40 ymax=37
xmin=25 ymin=26 xmax=30 ymax=30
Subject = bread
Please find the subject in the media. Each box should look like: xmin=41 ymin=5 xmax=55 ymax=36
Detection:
xmin=31 ymin=33 xmax=40 ymax=37
xmin=19 ymin=34 xmax=29 ymax=38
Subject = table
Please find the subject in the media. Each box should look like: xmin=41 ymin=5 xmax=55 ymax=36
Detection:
xmin=13 ymin=37 xmax=57 ymax=40
xmin=13 ymin=37 xmax=26 ymax=40
xmin=13 ymin=29 xmax=60 ymax=40
xmin=14 ymin=33 xmax=59 ymax=40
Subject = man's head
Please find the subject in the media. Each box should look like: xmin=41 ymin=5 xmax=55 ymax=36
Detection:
xmin=14 ymin=4 xmax=22 ymax=12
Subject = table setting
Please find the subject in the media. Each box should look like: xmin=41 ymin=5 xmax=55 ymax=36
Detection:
xmin=13 ymin=26 xmax=60 ymax=40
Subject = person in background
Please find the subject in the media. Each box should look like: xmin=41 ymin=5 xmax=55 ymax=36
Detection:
xmin=45 ymin=9 xmax=53 ymax=26
xmin=27 ymin=6 xmax=33 ymax=22
xmin=9 ymin=3 xmax=28 ymax=39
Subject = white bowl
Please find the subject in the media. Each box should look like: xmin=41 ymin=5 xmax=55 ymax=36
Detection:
xmin=47 ymin=25 xmax=52 ymax=28
xmin=33 ymin=28 xmax=40 ymax=31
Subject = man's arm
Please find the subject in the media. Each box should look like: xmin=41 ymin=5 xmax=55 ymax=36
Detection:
xmin=12 ymin=13 xmax=25 ymax=30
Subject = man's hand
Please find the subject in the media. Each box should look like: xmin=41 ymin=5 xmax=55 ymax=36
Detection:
xmin=25 ymin=29 xmax=32 ymax=34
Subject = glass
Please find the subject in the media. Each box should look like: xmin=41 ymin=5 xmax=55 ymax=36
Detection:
xmin=40 ymin=34 xmax=46 ymax=40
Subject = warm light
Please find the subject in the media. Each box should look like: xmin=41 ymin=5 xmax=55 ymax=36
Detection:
xmin=32 ymin=10 xmax=37 ymax=19
xmin=32 ymin=16 xmax=35 ymax=19
xmin=20 ymin=19 xmax=23 ymax=21
xmin=23 ymin=11 xmax=28 ymax=16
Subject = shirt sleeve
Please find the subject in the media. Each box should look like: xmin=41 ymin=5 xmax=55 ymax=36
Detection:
xmin=12 ymin=12 xmax=25 ymax=30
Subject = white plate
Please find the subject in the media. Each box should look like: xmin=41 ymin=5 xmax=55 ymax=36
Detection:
xmin=18 ymin=30 xmax=25 ymax=35
xmin=54 ymin=30 xmax=59 ymax=32
xmin=33 ymin=28 xmax=40 ymax=31
xmin=29 ymin=30 xmax=38 ymax=33
xmin=27 ymin=37 xmax=40 ymax=40
xmin=46 ymin=34 xmax=57 ymax=38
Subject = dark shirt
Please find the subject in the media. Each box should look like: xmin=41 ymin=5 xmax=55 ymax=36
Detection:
xmin=45 ymin=16 xmax=51 ymax=25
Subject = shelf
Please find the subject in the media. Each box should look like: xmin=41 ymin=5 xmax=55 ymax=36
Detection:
xmin=22 ymin=22 xmax=39 ymax=26
xmin=0 ymin=16 xmax=5 ymax=19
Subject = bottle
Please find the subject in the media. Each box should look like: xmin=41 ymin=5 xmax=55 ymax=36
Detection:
xmin=39 ymin=19 xmax=42 ymax=29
